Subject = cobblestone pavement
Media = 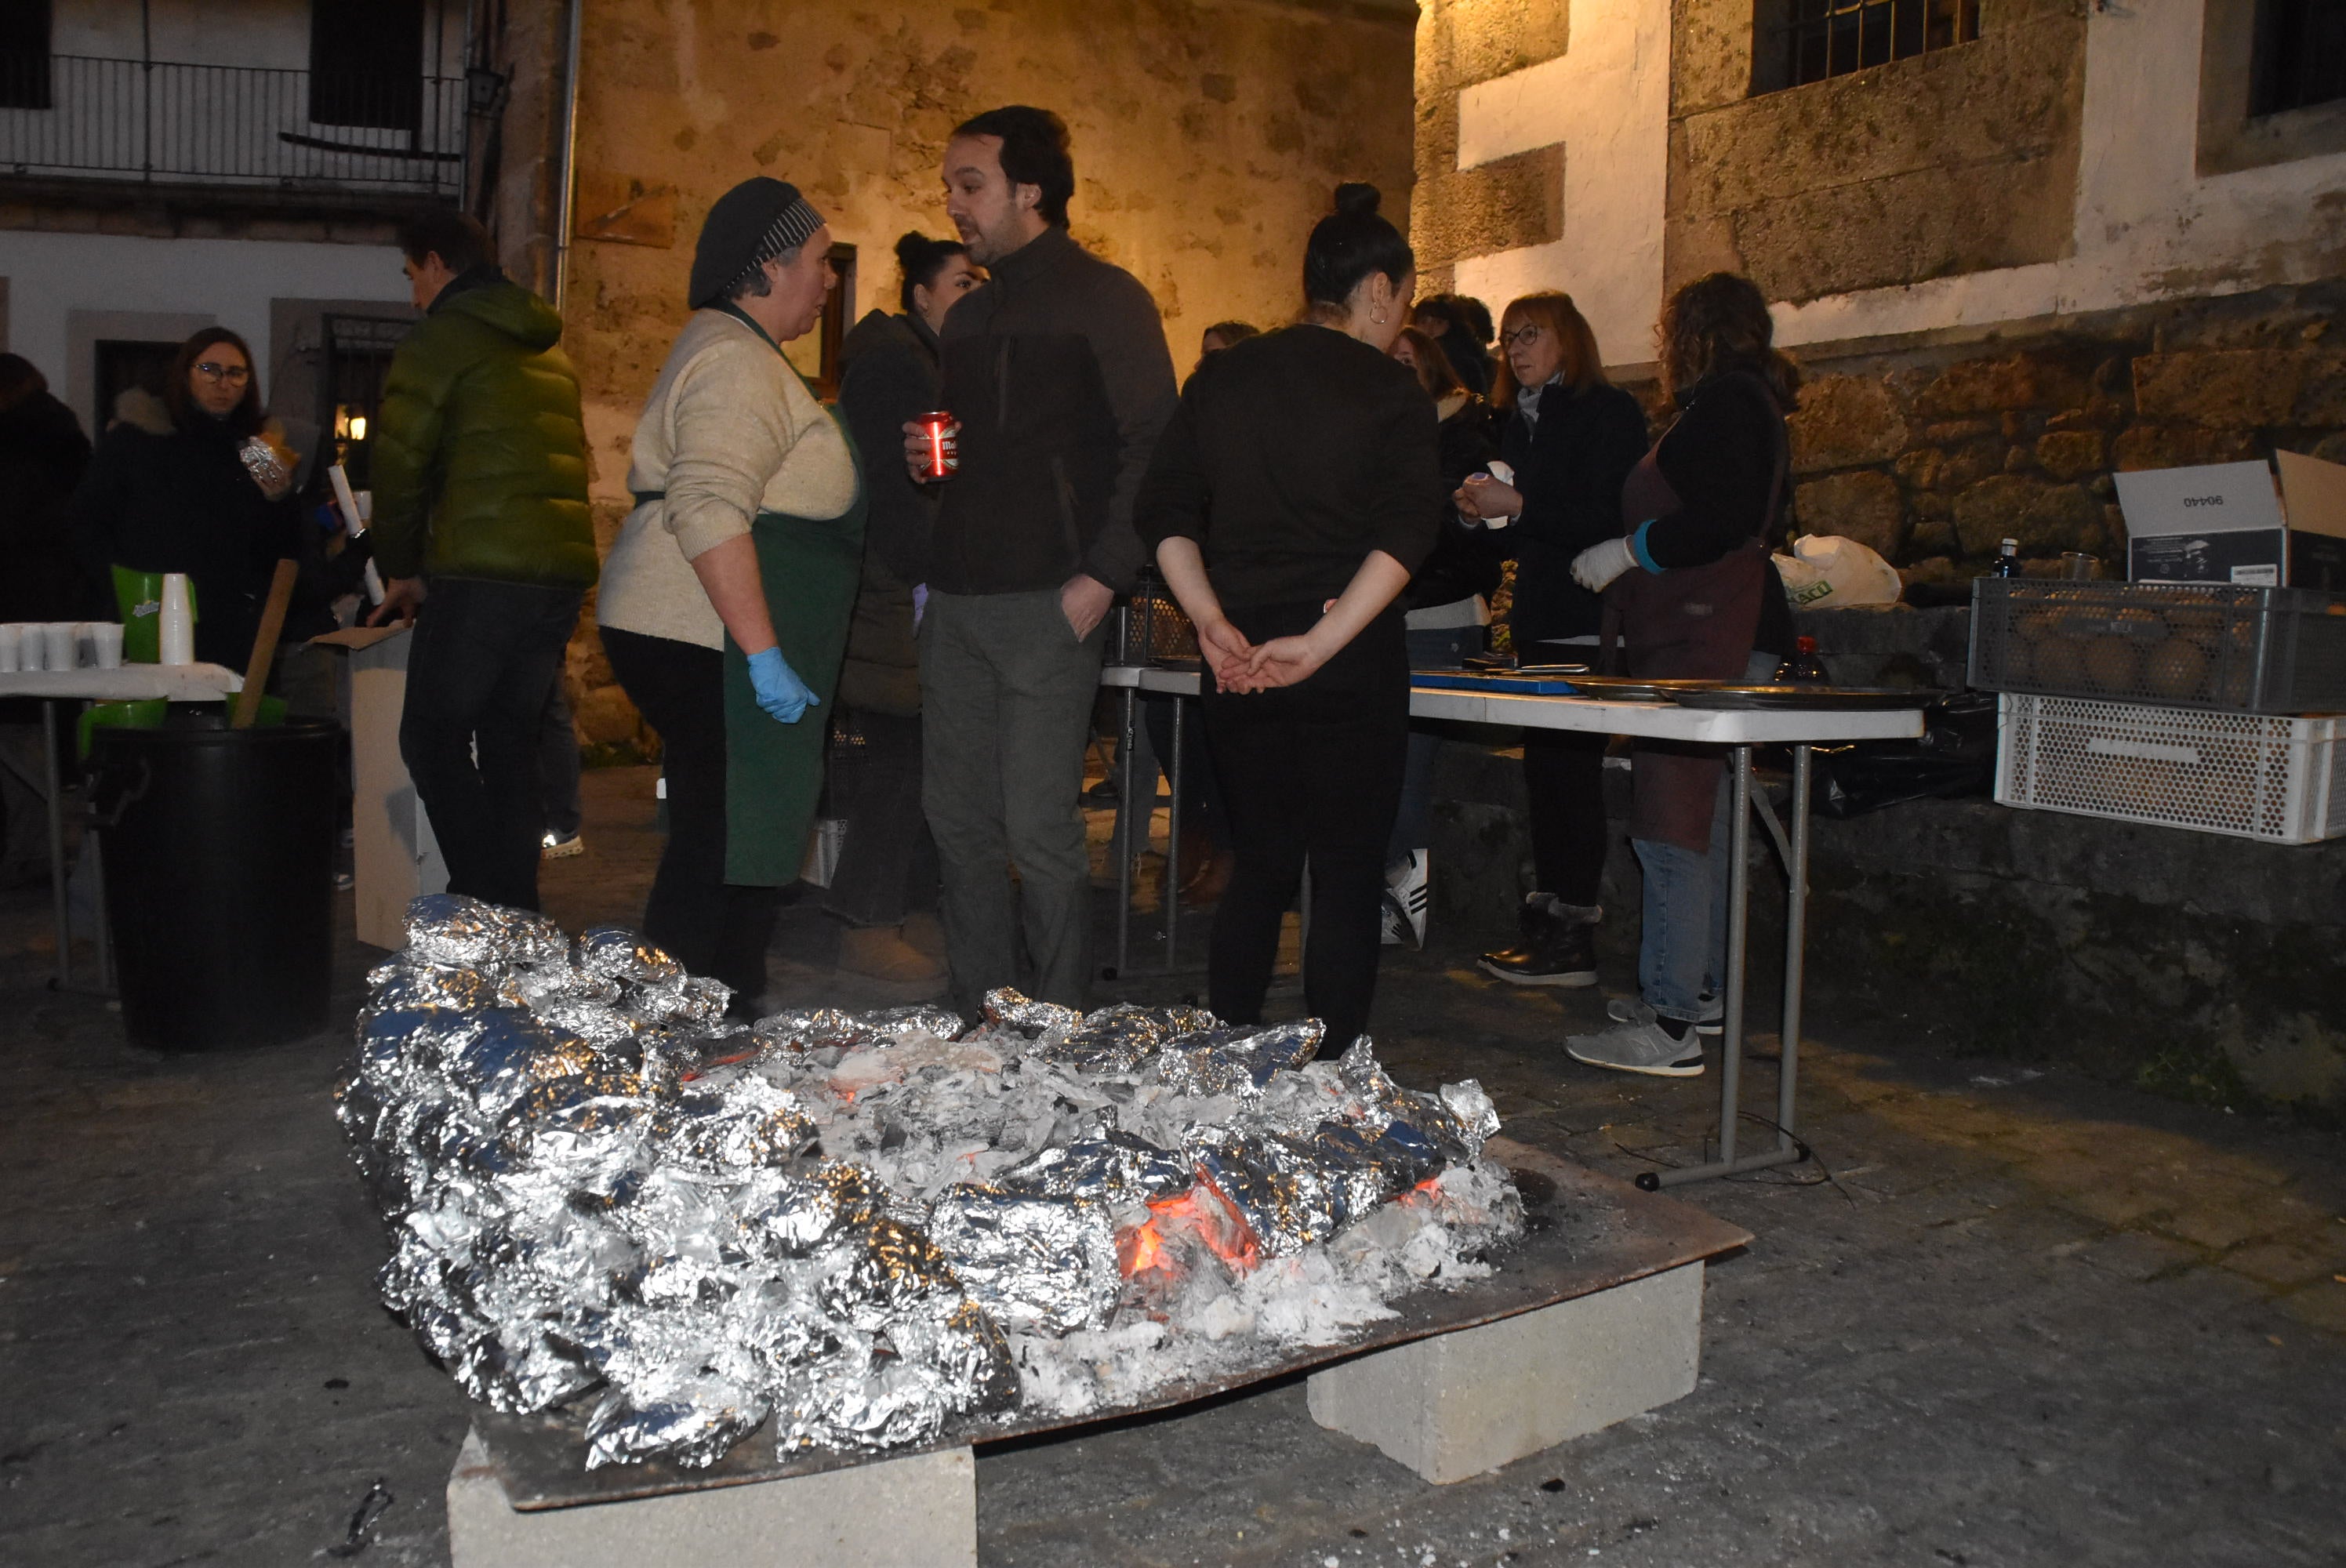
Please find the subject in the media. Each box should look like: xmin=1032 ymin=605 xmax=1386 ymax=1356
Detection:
xmin=2 ymin=767 xmax=2341 ymax=1566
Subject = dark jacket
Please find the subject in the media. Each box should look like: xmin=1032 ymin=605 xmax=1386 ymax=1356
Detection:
xmin=67 ymin=397 xmax=302 ymax=669
xmin=1498 ymin=380 xmax=1648 ymax=647
xmin=835 ymin=309 xmax=939 ymax=716
xmin=1403 ymin=395 xmax=1505 ymax=612
xmin=1636 ymin=366 xmax=1795 ymax=655
xmin=370 ymin=267 xmax=597 ymax=590
xmin=0 ymin=387 xmax=93 ymax=623
xmin=931 ymin=225 xmax=1176 ymax=597
xmin=1135 ymin=325 xmax=1441 ymax=612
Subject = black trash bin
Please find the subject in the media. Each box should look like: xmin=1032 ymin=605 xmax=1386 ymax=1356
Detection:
xmin=89 ymin=710 xmax=340 ymax=1051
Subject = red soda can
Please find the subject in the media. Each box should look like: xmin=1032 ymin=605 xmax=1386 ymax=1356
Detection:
xmin=917 ymin=411 xmax=960 ymax=480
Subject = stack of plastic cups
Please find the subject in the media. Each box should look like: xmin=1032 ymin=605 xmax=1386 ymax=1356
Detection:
xmin=0 ymin=622 xmax=129 ymax=673
xmin=158 ymin=575 xmax=194 ymax=667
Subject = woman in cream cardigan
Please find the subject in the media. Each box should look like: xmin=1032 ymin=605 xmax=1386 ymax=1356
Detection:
xmin=597 ymin=177 xmax=864 ymax=1010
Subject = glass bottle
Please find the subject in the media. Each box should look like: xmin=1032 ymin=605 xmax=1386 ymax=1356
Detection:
xmin=1775 ymin=634 xmax=1829 ymax=685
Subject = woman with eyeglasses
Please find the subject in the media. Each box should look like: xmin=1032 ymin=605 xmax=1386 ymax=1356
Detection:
xmin=1452 ymin=292 xmax=1647 ymax=992
xmin=69 ymin=326 xmax=303 ymax=669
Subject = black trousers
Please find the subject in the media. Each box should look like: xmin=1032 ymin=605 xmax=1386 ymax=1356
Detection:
xmin=823 ymin=708 xmax=937 ymax=928
xmin=601 ymin=626 xmax=781 ymax=999
xmin=398 ymin=576 xmax=582 ymax=912
xmin=1523 ymin=728 xmax=1608 ymax=907
xmin=1201 ymin=603 xmax=1407 ymax=1054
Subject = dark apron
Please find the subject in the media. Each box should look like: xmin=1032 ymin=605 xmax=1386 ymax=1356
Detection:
xmin=705 ymin=306 xmax=870 ymax=885
xmin=1601 ymin=395 xmax=1785 ymax=854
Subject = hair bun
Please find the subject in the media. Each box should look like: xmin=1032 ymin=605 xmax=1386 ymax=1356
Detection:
xmin=1332 ymin=183 xmax=1381 ymax=218
xmin=895 ymin=230 xmax=935 ymax=270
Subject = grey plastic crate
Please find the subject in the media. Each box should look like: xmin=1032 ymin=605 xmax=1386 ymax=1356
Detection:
xmin=1966 ymin=579 xmax=2346 ymax=714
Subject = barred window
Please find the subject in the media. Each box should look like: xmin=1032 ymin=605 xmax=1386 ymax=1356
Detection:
xmin=1760 ymin=0 xmax=1980 ymax=93
xmin=2252 ymin=0 xmax=2346 ymax=118
xmin=0 ymin=0 xmax=51 ymax=112
xmin=309 ymin=0 xmax=425 ymax=132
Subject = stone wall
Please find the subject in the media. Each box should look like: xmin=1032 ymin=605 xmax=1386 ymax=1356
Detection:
xmin=1667 ymin=0 xmax=2087 ymax=303
xmin=1783 ymin=278 xmax=2346 ymax=590
xmin=1423 ymin=735 xmax=2346 ymax=1116
xmin=550 ymin=0 xmax=1416 ymax=748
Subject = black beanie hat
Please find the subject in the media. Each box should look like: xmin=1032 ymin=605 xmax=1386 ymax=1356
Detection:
xmin=688 ymin=177 xmax=825 ymax=310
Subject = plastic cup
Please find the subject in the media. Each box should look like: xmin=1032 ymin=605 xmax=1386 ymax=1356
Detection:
xmin=89 ymin=622 xmax=125 ymax=670
xmin=0 ymin=625 xmax=20 ymax=673
xmin=41 ymin=622 xmax=78 ymax=671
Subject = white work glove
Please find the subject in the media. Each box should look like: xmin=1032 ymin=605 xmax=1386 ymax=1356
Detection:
xmin=1571 ymin=536 xmax=1638 ymax=593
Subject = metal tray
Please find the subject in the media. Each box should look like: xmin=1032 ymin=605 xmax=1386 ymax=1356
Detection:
xmin=465 ymin=1142 xmax=1749 ymax=1510
xmin=1672 ymin=684 xmax=1928 ymax=711
xmin=1548 ymin=675 xmax=1728 ymax=702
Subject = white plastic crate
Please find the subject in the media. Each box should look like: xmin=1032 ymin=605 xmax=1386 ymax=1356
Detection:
xmin=1996 ymin=694 xmax=2346 ymax=844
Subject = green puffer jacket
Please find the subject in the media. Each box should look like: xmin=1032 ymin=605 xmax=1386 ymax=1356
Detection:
xmin=370 ymin=274 xmax=597 ymax=589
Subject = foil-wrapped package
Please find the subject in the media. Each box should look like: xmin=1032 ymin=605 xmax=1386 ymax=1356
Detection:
xmin=406 ymin=895 xmax=568 ymax=971
xmin=652 ymin=1072 xmax=816 ymax=1174
xmin=997 ymin=1131 xmax=1191 ymax=1204
xmin=980 ymin=988 xmax=1083 ymax=1040
xmin=1154 ymin=1021 xmax=1324 ymax=1099
xmin=750 ymin=1000 xmax=960 ymax=1056
xmin=924 ymin=1185 xmax=1121 ymax=1334
xmin=1027 ymin=1002 xmax=1218 ymax=1074
xmin=586 ymin=1378 xmax=769 ymax=1471
xmin=238 ymin=433 xmax=294 ymax=498
xmin=575 ymin=924 xmax=686 ymax=988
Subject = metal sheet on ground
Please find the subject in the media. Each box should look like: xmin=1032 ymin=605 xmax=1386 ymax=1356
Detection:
xmin=472 ymin=1142 xmax=1750 ymax=1511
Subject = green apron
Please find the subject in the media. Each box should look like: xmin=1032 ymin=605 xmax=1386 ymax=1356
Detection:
xmin=710 ymin=305 xmax=868 ymax=886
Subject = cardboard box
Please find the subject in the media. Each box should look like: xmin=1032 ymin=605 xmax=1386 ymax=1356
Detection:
xmin=2117 ymin=452 xmax=2346 ymax=588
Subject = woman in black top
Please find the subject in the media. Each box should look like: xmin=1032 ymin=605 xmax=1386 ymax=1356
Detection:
xmin=69 ymin=328 xmax=301 ymax=669
xmin=1135 ymin=183 xmax=1441 ymax=1053
xmin=1453 ymin=292 xmax=1647 ymax=991
xmin=1562 ymin=271 xmax=1799 ymax=1079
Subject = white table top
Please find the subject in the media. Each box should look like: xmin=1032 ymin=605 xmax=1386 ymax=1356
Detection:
xmin=1100 ymin=664 xmax=1926 ymax=745
xmin=0 ymin=663 xmax=244 ymax=701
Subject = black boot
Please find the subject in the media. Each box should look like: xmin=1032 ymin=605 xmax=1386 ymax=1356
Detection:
xmin=1478 ymin=895 xmax=1600 ymax=987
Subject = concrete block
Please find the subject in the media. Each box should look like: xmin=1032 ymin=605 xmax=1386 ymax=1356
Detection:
xmin=446 ymin=1428 xmax=975 ymax=1568
xmin=1306 ymin=1261 xmax=1705 ymax=1483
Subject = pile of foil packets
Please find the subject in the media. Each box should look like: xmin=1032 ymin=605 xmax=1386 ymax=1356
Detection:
xmin=339 ymin=895 xmax=1516 ymax=1472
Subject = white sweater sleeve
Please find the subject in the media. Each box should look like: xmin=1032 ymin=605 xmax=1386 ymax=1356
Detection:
xmin=661 ymin=339 xmax=808 ymax=561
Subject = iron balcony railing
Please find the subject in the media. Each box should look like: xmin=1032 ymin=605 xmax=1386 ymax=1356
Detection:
xmin=0 ymin=53 xmax=467 ymax=198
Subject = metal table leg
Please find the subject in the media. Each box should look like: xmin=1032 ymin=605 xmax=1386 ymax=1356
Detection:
xmin=1649 ymin=743 xmax=1808 ymax=1189
xmin=1164 ymin=694 xmax=1183 ymax=973
xmin=1109 ymin=687 xmax=1137 ymax=979
xmin=42 ymin=699 xmax=70 ymax=990
xmin=1775 ymin=745 xmax=1814 ymax=1156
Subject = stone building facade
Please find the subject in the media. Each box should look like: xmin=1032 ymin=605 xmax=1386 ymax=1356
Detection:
xmin=543 ymin=0 xmax=1416 ymax=746
xmin=1411 ymin=0 xmax=2346 ymax=591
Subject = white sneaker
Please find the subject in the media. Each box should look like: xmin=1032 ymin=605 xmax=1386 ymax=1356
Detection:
xmin=1382 ymin=850 xmax=1429 ymax=949
xmin=1607 ymin=995 xmax=1723 ymax=1037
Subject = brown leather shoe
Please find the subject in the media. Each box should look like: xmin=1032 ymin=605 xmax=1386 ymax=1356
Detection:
xmin=1179 ymin=848 xmax=1235 ymax=907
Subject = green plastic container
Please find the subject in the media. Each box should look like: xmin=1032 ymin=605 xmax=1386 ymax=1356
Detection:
xmin=80 ymin=695 xmax=285 ymax=760
xmin=111 ymin=565 xmax=198 ymax=665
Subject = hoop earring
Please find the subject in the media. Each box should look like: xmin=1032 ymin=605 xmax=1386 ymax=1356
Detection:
xmin=1371 ymin=310 xmax=1388 ymax=325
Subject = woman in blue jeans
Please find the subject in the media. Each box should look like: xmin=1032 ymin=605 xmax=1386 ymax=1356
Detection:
xmin=1560 ymin=274 xmax=1799 ymax=1077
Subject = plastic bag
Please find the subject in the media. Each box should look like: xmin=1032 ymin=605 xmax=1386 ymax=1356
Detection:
xmin=1774 ymin=535 xmax=1902 ymax=610
xmin=1813 ymin=692 xmax=1996 ymax=818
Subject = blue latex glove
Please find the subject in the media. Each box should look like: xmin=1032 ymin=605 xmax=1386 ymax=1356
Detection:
xmin=746 ymin=646 xmax=818 ymax=724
